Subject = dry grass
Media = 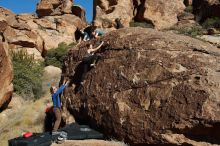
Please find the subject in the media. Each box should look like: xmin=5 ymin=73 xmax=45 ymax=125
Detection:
xmin=0 ymin=94 xmax=128 ymax=146
xmin=0 ymin=65 xmax=61 ymax=146
xmin=0 ymin=95 xmax=51 ymax=146
xmin=0 ymin=95 xmax=128 ymax=146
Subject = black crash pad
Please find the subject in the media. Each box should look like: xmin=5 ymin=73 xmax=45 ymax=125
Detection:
xmin=58 ymin=123 xmax=103 ymax=140
xmin=8 ymin=123 xmax=103 ymax=146
xmin=8 ymin=132 xmax=52 ymax=146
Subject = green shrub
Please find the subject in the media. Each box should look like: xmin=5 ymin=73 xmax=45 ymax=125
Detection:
xmin=130 ymin=20 xmax=154 ymax=28
xmin=202 ymin=17 xmax=220 ymax=29
xmin=11 ymin=50 xmax=44 ymax=100
xmin=174 ymin=25 xmax=203 ymax=37
xmin=184 ymin=6 xmax=193 ymax=13
xmin=44 ymin=42 xmax=75 ymax=68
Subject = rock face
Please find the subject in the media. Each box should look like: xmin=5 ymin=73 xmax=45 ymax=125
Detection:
xmin=0 ymin=7 xmax=15 ymax=33
xmin=0 ymin=39 xmax=13 ymax=110
xmin=199 ymin=35 xmax=220 ymax=48
xmin=0 ymin=1 xmax=85 ymax=110
xmin=0 ymin=17 xmax=8 ymax=33
xmin=72 ymin=5 xmax=86 ymax=22
xmin=93 ymin=0 xmax=133 ymax=29
xmin=133 ymin=0 xmax=185 ymax=29
xmin=193 ymin=0 xmax=220 ymax=22
xmin=93 ymin=0 xmax=185 ymax=30
xmin=36 ymin=0 xmax=73 ymax=17
xmin=62 ymin=27 xmax=220 ymax=145
xmin=0 ymin=2 xmax=85 ymax=59
xmin=32 ymin=14 xmax=83 ymax=51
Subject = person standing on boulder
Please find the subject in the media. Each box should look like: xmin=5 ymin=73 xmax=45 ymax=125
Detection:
xmin=50 ymin=79 xmax=69 ymax=133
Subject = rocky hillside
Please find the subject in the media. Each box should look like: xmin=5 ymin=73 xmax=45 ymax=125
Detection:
xmin=0 ymin=0 xmax=220 ymax=145
xmin=93 ymin=0 xmax=220 ymax=32
xmin=93 ymin=0 xmax=185 ymax=29
xmin=61 ymin=27 xmax=220 ymax=145
xmin=0 ymin=0 xmax=85 ymax=60
xmin=0 ymin=0 xmax=86 ymax=110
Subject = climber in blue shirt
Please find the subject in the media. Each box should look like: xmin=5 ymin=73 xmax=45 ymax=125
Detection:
xmin=50 ymin=79 xmax=69 ymax=132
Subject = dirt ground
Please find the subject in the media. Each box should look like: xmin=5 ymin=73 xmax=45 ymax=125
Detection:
xmin=51 ymin=139 xmax=128 ymax=146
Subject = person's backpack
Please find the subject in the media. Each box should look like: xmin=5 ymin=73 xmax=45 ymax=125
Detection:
xmin=44 ymin=106 xmax=54 ymax=132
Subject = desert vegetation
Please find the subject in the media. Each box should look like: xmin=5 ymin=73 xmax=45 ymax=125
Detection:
xmin=202 ymin=17 xmax=220 ymax=29
xmin=11 ymin=50 xmax=44 ymax=100
xmin=11 ymin=42 xmax=75 ymax=100
xmin=44 ymin=42 xmax=76 ymax=68
xmin=129 ymin=20 xmax=154 ymax=28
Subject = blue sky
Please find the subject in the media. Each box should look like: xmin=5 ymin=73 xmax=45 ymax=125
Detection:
xmin=0 ymin=0 xmax=93 ymax=22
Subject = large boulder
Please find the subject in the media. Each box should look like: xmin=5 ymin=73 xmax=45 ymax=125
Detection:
xmin=0 ymin=0 xmax=86 ymax=60
xmin=93 ymin=0 xmax=185 ymax=30
xmin=0 ymin=39 xmax=13 ymax=110
xmin=16 ymin=13 xmax=36 ymax=21
xmin=17 ymin=14 xmax=84 ymax=51
xmin=1 ymin=4 xmax=85 ymax=57
xmin=33 ymin=18 xmax=57 ymax=30
xmin=0 ymin=7 xmax=15 ymax=18
xmin=193 ymin=0 xmax=220 ymax=22
xmin=133 ymin=0 xmax=185 ymax=29
xmin=0 ymin=7 xmax=16 ymax=30
xmin=33 ymin=15 xmax=83 ymax=51
xmin=93 ymin=0 xmax=133 ymax=28
xmin=62 ymin=0 xmax=73 ymax=14
xmin=36 ymin=0 xmax=73 ymax=17
xmin=3 ymin=26 xmax=44 ymax=59
xmin=72 ymin=5 xmax=86 ymax=22
xmin=62 ymin=27 xmax=220 ymax=145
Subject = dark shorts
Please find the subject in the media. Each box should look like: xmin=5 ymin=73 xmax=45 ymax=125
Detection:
xmin=82 ymin=54 xmax=98 ymax=64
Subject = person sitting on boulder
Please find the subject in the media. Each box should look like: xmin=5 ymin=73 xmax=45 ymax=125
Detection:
xmin=75 ymin=41 xmax=104 ymax=93
xmin=50 ymin=79 xmax=69 ymax=134
xmin=91 ymin=28 xmax=105 ymax=39
xmin=115 ymin=18 xmax=124 ymax=29
xmin=79 ymin=29 xmax=90 ymax=41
